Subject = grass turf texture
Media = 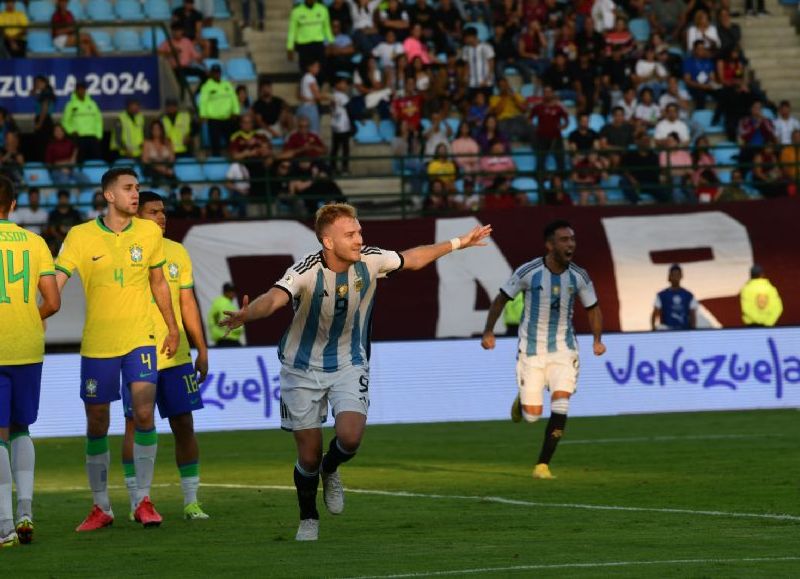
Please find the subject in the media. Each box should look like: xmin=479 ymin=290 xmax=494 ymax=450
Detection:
xmin=2 ymin=409 xmax=799 ymax=577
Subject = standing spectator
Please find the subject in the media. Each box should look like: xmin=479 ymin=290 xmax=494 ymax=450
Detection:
xmin=573 ymin=52 xmax=600 ymax=115
xmin=408 ymin=0 xmax=437 ymax=44
xmin=435 ymin=0 xmax=463 ymax=52
xmin=61 ymin=82 xmax=103 ymax=161
xmin=328 ymin=0 xmax=352 ymax=33
xmin=493 ymin=23 xmax=529 ymax=83
xmin=287 ymin=0 xmax=333 ymax=75
xmin=0 ymin=107 xmax=17 ymax=146
xmin=84 ymin=192 xmax=107 ymax=221
xmin=774 ymin=101 xmax=800 ymax=146
xmin=599 ymin=106 xmax=635 ymax=168
xmin=10 ymin=187 xmax=48 ymax=234
xmin=651 ymin=264 xmax=698 ymax=330
xmin=252 ymin=80 xmax=294 ymax=140
xmin=403 ymin=22 xmax=434 ymax=66
xmin=391 ymin=78 xmax=425 ymax=134
xmin=0 ymin=131 xmax=22 ymax=186
xmin=158 ymin=23 xmax=207 ymax=85
xmin=621 ymin=135 xmax=664 ymax=203
xmin=654 ymin=104 xmax=690 ymax=147
xmin=737 ymin=100 xmax=776 ymax=171
xmin=199 ymin=64 xmax=240 ymax=156
xmin=451 ymin=122 xmax=481 ymax=175
xmin=714 ymin=47 xmax=751 ymax=141
xmin=330 ymin=76 xmax=352 ymax=176
xmin=327 ymin=19 xmax=356 ymax=78
xmin=489 ymin=77 xmax=532 ymax=143
xmin=51 ymin=0 xmax=98 ymax=56
xmin=377 ymin=0 xmax=409 ymax=40
xmin=685 ymin=10 xmax=720 ymax=54
xmin=45 ymin=124 xmax=90 ymax=187
xmin=659 ymin=132 xmax=694 ymax=203
xmin=171 ymin=0 xmax=205 ymax=44
xmin=110 ymin=99 xmax=145 ymax=160
xmin=740 ymin=265 xmax=782 ymax=328
xmin=530 ymin=86 xmax=568 ymax=181
xmin=648 ymin=0 xmax=683 ymax=42
xmin=170 ymin=185 xmax=204 ymax=219
xmin=541 ymin=53 xmax=576 ymax=102
xmin=745 ymin=0 xmax=769 ymax=17
xmin=479 ymin=140 xmax=516 ymax=189
xmin=31 ymin=75 xmax=56 ymax=162
xmin=600 ymin=45 xmax=634 ymax=116
xmin=229 ymin=113 xmax=273 ymax=203
xmin=0 ymin=0 xmax=27 ymax=57
xmin=161 ymin=98 xmax=194 ymax=158
xmin=461 ymin=27 xmax=495 ymax=101
xmin=241 ymin=0 xmax=265 ymax=29
xmin=518 ymin=21 xmax=548 ymax=77
xmin=683 ymin=41 xmax=719 ymax=111
xmin=297 ymin=61 xmax=325 ymax=134
xmin=348 ymin=0 xmax=383 ymax=53
xmin=591 ymin=0 xmax=616 ymax=33
xmin=45 ymin=190 xmax=83 ymax=253
xmin=207 ymin=283 xmax=243 ymax=347
xmin=141 ymin=120 xmax=177 ymax=188
xmin=716 ymin=8 xmax=741 ymax=55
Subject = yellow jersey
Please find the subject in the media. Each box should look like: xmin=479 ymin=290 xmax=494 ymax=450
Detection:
xmin=55 ymin=216 xmax=166 ymax=358
xmin=0 ymin=220 xmax=55 ymax=365
xmin=154 ymin=239 xmax=194 ymax=370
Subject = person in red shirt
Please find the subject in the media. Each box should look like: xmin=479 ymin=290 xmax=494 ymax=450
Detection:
xmin=158 ymin=23 xmax=207 ymax=84
xmin=45 ymin=124 xmax=90 ymax=186
xmin=283 ymin=115 xmax=327 ymax=161
xmin=51 ymin=0 xmax=98 ymax=56
xmin=390 ymin=78 xmax=424 ymax=133
xmin=529 ymin=85 xmax=568 ymax=182
xmin=482 ymin=175 xmax=527 ymax=210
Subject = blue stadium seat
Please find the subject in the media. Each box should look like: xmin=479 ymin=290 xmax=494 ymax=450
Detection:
xmin=28 ymin=1 xmax=54 ymax=22
xmin=27 ymin=31 xmax=56 ymax=54
xmin=629 ymin=18 xmax=651 ymax=43
xmin=201 ymin=27 xmax=229 ymax=50
xmin=89 ymin=30 xmax=113 ymax=52
xmin=175 ymin=162 xmax=206 ymax=182
xmin=762 ymin=108 xmax=776 ymax=120
xmin=213 ymin=0 xmax=231 ymax=18
xmin=116 ymin=0 xmax=146 ymax=21
xmin=144 ymin=0 xmax=172 ymax=19
xmin=203 ymin=58 xmax=225 ymax=76
xmin=141 ymin=27 xmax=167 ymax=50
xmin=23 ymin=167 xmax=53 ymax=187
xmin=513 ymin=149 xmax=536 ymax=173
xmin=717 ymin=169 xmax=732 ymax=184
xmin=561 ymin=115 xmax=577 ymax=138
xmin=512 ymin=177 xmax=537 ymax=193
xmin=467 ymin=23 xmax=491 ymax=42
xmin=86 ymin=0 xmax=115 ymax=21
xmin=82 ymin=161 xmax=110 ymax=185
xmin=445 ymin=117 xmax=460 ymax=137
xmin=378 ymin=119 xmax=395 ymax=143
xmin=112 ymin=159 xmax=142 ymax=178
xmin=520 ymin=84 xmax=536 ymax=98
xmin=353 ymin=120 xmax=383 ymax=144
xmin=16 ymin=192 xmax=29 ymax=207
xmin=420 ymin=118 xmax=432 ymax=133
xmin=203 ymin=159 xmax=229 ymax=181
xmin=67 ymin=0 xmax=85 ymax=19
xmin=78 ymin=189 xmax=97 ymax=205
xmin=589 ymin=113 xmax=606 ymax=132
xmin=712 ymin=142 xmax=738 ymax=167
xmin=226 ymin=57 xmax=257 ymax=82
xmin=691 ymin=110 xmax=724 ymax=135
xmin=114 ymin=29 xmax=144 ymax=52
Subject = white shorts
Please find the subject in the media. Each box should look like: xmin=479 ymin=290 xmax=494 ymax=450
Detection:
xmin=279 ymin=364 xmax=370 ymax=431
xmin=516 ymin=351 xmax=579 ymax=406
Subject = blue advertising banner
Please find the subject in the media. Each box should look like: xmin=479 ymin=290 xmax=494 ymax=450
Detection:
xmin=0 ymin=56 xmax=160 ymax=113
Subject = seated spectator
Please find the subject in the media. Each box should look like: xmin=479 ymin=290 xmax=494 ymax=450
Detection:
xmin=476 ymin=114 xmax=509 ymax=154
xmin=634 ymin=45 xmax=669 ymax=97
xmin=685 ymin=10 xmax=720 ymax=55
xmin=392 ymin=119 xmax=425 ymax=195
xmin=424 ymin=179 xmax=461 ymax=213
xmin=230 ymin=113 xmax=273 ymax=197
xmin=198 ymin=64 xmax=240 ymax=156
xmin=423 ymin=111 xmax=453 ymax=156
xmin=0 ymin=107 xmax=16 ymax=146
xmin=349 ymin=0 xmax=383 ymax=53
xmin=738 ymin=100 xmax=777 ymax=171
xmin=633 ymin=88 xmax=661 ymax=130
xmin=373 ymin=29 xmax=405 ymax=88
xmin=541 ymin=54 xmax=576 ymax=103
xmin=690 ymin=135 xmax=717 ymax=190
xmin=252 ymin=80 xmax=293 ymax=140
xmin=0 ymin=0 xmax=27 ymax=57
xmin=454 ymin=177 xmax=480 ymax=211
xmin=780 ymin=129 xmax=800 ymax=183
xmin=461 ymin=27 xmax=495 ymax=101
xmin=225 ymin=160 xmax=250 ymax=212
xmin=572 ymin=154 xmax=607 ymax=205
xmin=716 ymin=168 xmax=751 ymax=202
xmin=654 ymin=103 xmax=690 ymax=147
xmin=604 ymin=17 xmax=635 ymax=57
xmin=142 ymin=120 xmax=177 ymax=188
xmin=621 ymin=135 xmax=664 ymax=203
xmin=518 ymin=21 xmax=548 ymax=77
xmin=330 ymin=75 xmax=352 ymax=175
xmin=683 ymin=41 xmax=720 ymax=111
xmin=170 ymin=185 xmax=204 ymax=219
xmin=45 ymin=124 xmax=90 ymax=186
xmin=568 ymin=113 xmax=603 ymax=166
xmin=378 ymin=0 xmax=410 ymax=40
xmin=328 ymin=0 xmax=353 ymax=34
xmin=291 ymin=165 xmax=346 ymax=216
xmin=752 ymin=142 xmax=786 ymax=198
xmin=599 ymin=106 xmax=635 ymax=168
xmin=554 ymin=22 xmax=579 ymax=62
xmin=451 ymin=122 xmax=481 ymax=175
xmin=46 ymin=190 xmax=83 ymax=253
xmin=600 ymin=45 xmax=634 ymax=116
xmin=659 ymin=132 xmax=694 ymax=203
xmin=648 ymin=0 xmax=683 ymax=43
xmin=482 ymin=175 xmax=526 ymax=210
xmin=467 ymin=91 xmax=489 ymax=128
xmin=203 ymin=185 xmax=232 ymax=219
xmin=11 ymin=187 xmax=48 ymax=234
xmin=775 ymin=101 xmax=800 ymax=146
xmin=111 ymin=99 xmax=145 ymax=160
xmin=493 ymin=23 xmax=529 ymax=83
xmin=479 ymin=140 xmax=516 ymax=188
xmin=172 ymin=0 xmax=208 ymax=50
xmin=352 ymin=56 xmax=392 ymax=119
xmin=616 ymin=87 xmax=638 ymax=121
xmin=391 ymin=78 xmax=425 ymax=134
xmin=327 ymin=19 xmax=356 ymax=77
xmin=51 ymin=0 xmax=98 ymax=56
xmin=408 ymin=0 xmax=437 ymax=44
xmin=84 ymin=191 xmax=106 ymax=221
xmin=435 ymin=0 xmax=463 ymax=52
xmin=236 ymin=85 xmax=251 ymax=116
xmin=283 ymin=115 xmax=328 ymax=164
xmin=540 ymin=174 xmax=572 ymax=206
xmin=659 ymin=77 xmax=692 ymax=124
xmin=427 ymin=144 xmax=458 ymax=192
xmin=410 ymin=56 xmax=432 ymax=94
xmin=695 ymin=169 xmax=722 ymax=203
xmin=159 ymin=22 xmax=206 ymax=84
xmin=489 ymin=78 xmax=532 ymax=143
xmin=0 ymin=131 xmax=23 ymax=186
xmin=161 ymin=98 xmax=195 ymax=158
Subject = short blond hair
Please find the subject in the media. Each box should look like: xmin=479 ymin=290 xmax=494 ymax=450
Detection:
xmin=315 ymin=202 xmax=357 ymax=242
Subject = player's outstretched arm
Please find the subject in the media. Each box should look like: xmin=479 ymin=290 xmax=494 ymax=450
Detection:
xmin=180 ymin=288 xmax=209 ymax=383
xmin=400 ymin=224 xmax=492 ymax=271
xmin=38 ymin=274 xmax=61 ymax=320
xmin=219 ymin=286 xmax=291 ymax=335
xmin=150 ymin=267 xmax=180 ymax=358
xmin=587 ymin=305 xmax=606 ymax=356
xmin=481 ymin=292 xmax=510 ymax=350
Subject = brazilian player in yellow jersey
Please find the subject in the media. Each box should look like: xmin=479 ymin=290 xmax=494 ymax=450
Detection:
xmin=0 ymin=175 xmax=61 ymax=547
xmin=54 ymin=168 xmax=180 ymax=531
xmin=120 ymin=191 xmax=210 ymax=521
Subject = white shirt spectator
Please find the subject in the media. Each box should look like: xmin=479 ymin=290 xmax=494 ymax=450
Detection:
xmin=226 ymin=162 xmax=251 ymax=195
xmin=655 ymin=118 xmax=691 ymax=144
xmin=10 ymin=206 xmax=48 ymax=235
xmin=461 ymin=42 xmax=495 ymax=88
xmin=659 ymin=88 xmax=691 ymax=120
xmin=331 ymin=89 xmax=352 ymax=134
xmin=775 ymin=115 xmax=800 ymax=145
xmin=634 ymin=103 xmax=661 ymax=125
xmin=300 ymin=72 xmax=317 ymax=102
xmin=349 ymin=0 xmax=382 ymax=31
xmin=686 ymin=25 xmax=721 ymax=52
xmin=592 ymin=0 xmax=617 ymax=33
xmin=373 ymin=41 xmax=404 ymax=69
xmin=616 ymin=96 xmax=638 ymax=121
xmin=635 ymin=59 xmax=668 ymax=82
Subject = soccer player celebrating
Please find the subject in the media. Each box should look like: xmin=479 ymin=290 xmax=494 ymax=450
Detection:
xmin=481 ymin=220 xmax=605 ymax=479
xmin=55 ymin=169 xmax=180 ymax=531
xmin=120 ymin=191 xmax=209 ymax=521
xmin=0 ymin=176 xmax=61 ymax=547
xmin=220 ymin=203 xmax=491 ymax=541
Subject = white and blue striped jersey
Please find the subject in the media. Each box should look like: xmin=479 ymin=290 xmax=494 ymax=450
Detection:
xmin=500 ymin=258 xmax=598 ymax=356
xmin=273 ymin=247 xmax=404 ymax=372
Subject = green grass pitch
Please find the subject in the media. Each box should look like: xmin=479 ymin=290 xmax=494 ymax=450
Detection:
xmin=3 ymin=409 xmax=799 ymax=577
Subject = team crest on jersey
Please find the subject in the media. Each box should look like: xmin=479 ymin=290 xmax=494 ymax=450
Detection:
xmin=167 ymin=262 xmax=180 ymax=280
xmin=336 ymin=283 xmax=348 ymax=298
xmin=129 ymin=243 xmax=144 ymax=263
xmin=354 ymin=277 xmax=364 ymax=292
xmin=552 ymin=286 xmax=560 ymax=296
xmin=568 ymin=286 xmax=575 ymax=294
xmin=84 ymin=378 xmax=98 ymax=397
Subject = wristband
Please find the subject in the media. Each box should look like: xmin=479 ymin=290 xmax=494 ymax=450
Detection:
xmin=450 ymin=237 xmax=462 ymax=251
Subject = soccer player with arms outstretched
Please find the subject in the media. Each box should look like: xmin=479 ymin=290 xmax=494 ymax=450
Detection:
xmin=482 ymin=220 xmax=606 ymax=479
xmin=0 ymin=176 xmax=61 ymax=547
xmin=55 ymin=169 xmax=180 ymax=531
xmin=220 ymin=203 xmax=491 ymax=541
xmin=120 ymin=191 xmax=209 ymax=521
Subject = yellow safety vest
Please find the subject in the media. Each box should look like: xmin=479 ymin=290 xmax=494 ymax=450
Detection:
xmin=110 ymin=111 xmax=145 ymax=157
xmin=162 ymin=111 xmax=192 ymax=154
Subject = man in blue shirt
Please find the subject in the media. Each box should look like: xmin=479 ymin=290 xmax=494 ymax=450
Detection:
xmin=682 ymin=41 xmax=718 ymax=110
xmin=651 ymin=264 xmax=698 ymax=330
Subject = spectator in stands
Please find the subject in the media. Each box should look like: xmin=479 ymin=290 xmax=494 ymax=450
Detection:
xmin=488 ymin=77 xmax=531 ymax=143
xmin=230 ymin=113 xmax=273 ymax=198
xmin=283 ymin=115 xmax=328 ymax=163
xmin=327 ymin=19 xmax=356 ymax=77
xmin=225 ymin=160 xmax=250 ymax=212
xmin=423 ymin=110 xmax=453 ymax=156
xmin=51 ymin=0 xmax=98 ymax=56
xmin=372 ymin=29 xmax=404 ymax=86
xmin=464 ymin=0 xmax=491 ymax=23
xmin=648 ymin=0 xmax=683 ymax=42
xmin=541 ymin=174 xmax=573 ymax=206
xmin=651 ymin=264 xmax=698 ymax=330
xmin=604 ymin=17 xmax=635 ymax=58
xmin=599 ymin=45 xmax=634 ymax=116
xmin=599 ymin=106 xmax=635 ymax=169
xmin=241 ymin=0 xmax=265 ymax=30
xmin=482 ymin=175 xmax=526 ymax=210
xmin=391 ymin=78 xmax=425 ymax=135
xmin=0 ymin=131 xmax=22 ymax=186
xmin=298 ymin=60 xmax=325 ymax=134
xmin=111 ymin=99 xmax=145 ymax=160
xmin=378 ymin=0 xmax=410 ymax=41
xmin=352 ymin=55 xmax=392 ymax=119
xmin=568 ymin=113 xmax=604 ymax=172
xmin=427 ymin=144 xmax=458 ymax=193
xmin=633 ymin=45 xmax=669 ymax=98
xmin=660 ymin=132 xmax=694 ymax=203
xmin=11 ymin=187 xmax=47 ymax=234
xmin=554 ymin=22 xmax=578 ymax=62
xmin=717 ymin=168 xmax=750 ymax=202
xmin=738 ymin=100 xmax=777 ymax=170
xmin=170 ymin=185 xmax=204 ymax=219
xmin=236 ymin=85 xmax=252 ymax=116
xmin=435 ymin=0 xmax=463 ymax=52
xmin=475 ymin=114 xmax=508 ymax=153
xmin=45 ymin=124 xmax=90 ymax=187
xmin=745 ymin=0 xmax=769 ymax=17
xmin=530 ymin=86 xmax=568 ymax=181
xmin=591 ymin=0 xmax=616 ymax=33
xmin=349 ymin=0 xmax=383 ymax=53
xmin=451 ymin=121 xmax=481 ymax=175
xmin=0 ymin=0 xmax=27 ymax=57
xmin=330 ymin=75 xmax=352 ymax=176
xmin=621 ymin=135 xmax=663 ymax=204
xmin=252 ymin=80 xmax=293 ymax=140
xmin=572 ymin=52 xmax=600 ymax=115
xmin=203 ymin=186 xmax=232 ymax=219
xmin=616 ymin=86 xmax=638 ymax=121
xmin=461 ymin=27 xmax=495 ymax=101
xmin=716 ymin=9 xmax=741 ymax=56
xmin=659 ymin=76 xmax=693 ymax=125
xmin=61 ymin=82 xmax=103 ymax=161
xmin=161 ymin=98 xmax=195 ymax=158
xmin=287 ymin=0 xmax=333 ymax=75
xmin=328 ymin=0 xmax=352 ymax=34
xmin=752 ymin=143 xmax=786 ymax=198
xmin=685 ymin=10 xmax=720 ymax=55
xmin=408 ymin=0 xmax=437 ymax=43
xmin=159 ymin=22 xmax=207 ymax=85
xmin=774 ymin=101 xmax=800 ymax=146
xmin=0 ymin=107 xmax=16 ymax=146
xmin=403 ymin=22 xmax=434 ymax=66
xmin=683 ymin=41 xmax=719 ymax=111
xmin=141 ymin=120 xmax=177 ymax=188
xmin=714 ymin=46 xmax=751 ymax=141
xmin=84 ymin=192 xmax=107 ymax=221
xmin=291 ymin=165 xmax=346 ymax=216
xmin=633 ymin=88 xmax=660 ymax=130
xmin=46 ymin=190 xmax=83 ymax=253
xmin=199 ymin=64 xmax=240 ymax=156
xmin=454 ymin=177 xmax=480 ymax=211
xmin=172 ymin=0 xmax=206 ymax=44
xmin=571 ymin=153 xmax=606 ymax=206
xmin=654 ymin=103 xmax=690 ymax=147
xmin=518 ymin=20 xmax=548 ymax=78
xmin=541 ymin=53 xmax=576 ymax=103
xmin=479 ymin=140 xmax=516 ymax=189
xmin=690 ymin=135 xmax=717 ymax=185
xmin=424 ymin=179 xmax=460 ymax=213
xmin=31 ymin=75 xmax=55 ymax=161
xmin=780 ymin=129 xmax=800 ymax=186
xmin=492 ymin=23 xmax=529 ymax=83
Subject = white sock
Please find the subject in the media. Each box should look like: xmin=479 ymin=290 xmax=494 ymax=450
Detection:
xmin=133 ymin=429 xmax=158 ymax=505
xmin=551 ymin=398 xmax=570 ymax=415
xmin=0 ymin=444 xmax=13 ymax=535
xmin=86 ymin=451 xmax=111 ymax=512
xmin=180 ymin=476 xmax=199 ymax=506
xmin=11 ymin=433 xmax=34 ymax=520
xmin=125 ymin=477 xmax=137 ymax=511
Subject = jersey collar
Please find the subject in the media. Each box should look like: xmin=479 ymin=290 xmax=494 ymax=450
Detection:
xmin=96 ymin=216 xmax=133 ymax=233
xmin=0 ymin=219 xmax=10 ymax=223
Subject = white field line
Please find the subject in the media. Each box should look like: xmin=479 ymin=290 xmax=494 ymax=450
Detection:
xmin=340 ymin=557 xmax=800 ymax=579
xmin=561 ymin=433 xmax=782 ymax=445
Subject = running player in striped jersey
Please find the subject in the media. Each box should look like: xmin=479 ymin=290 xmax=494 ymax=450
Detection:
xmin=0 ymin=176 xmax=61 ymax=547
xmin=120 ymin=191 xmax=209 ymax=521
xmin=220 ymin=203 xmax=491 ymax=541
xmin=482 ymin=220 xmax=605 ymax=480
xmin=55 ymin=169 xmax=180 ymax=531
